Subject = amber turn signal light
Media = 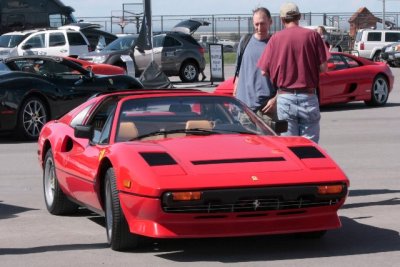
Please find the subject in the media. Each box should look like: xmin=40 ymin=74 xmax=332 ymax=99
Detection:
xmin=123 ymin=179 xmax=132 ymax=189
xmin=172 ymin=191 xmax=202 ymax=201
xmin=317 ymin=185 xmax=343 ymax=195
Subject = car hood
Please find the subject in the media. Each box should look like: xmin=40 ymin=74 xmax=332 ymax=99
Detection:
xmin=171 ymin=19 xmax=210 ymax=35
xmin=118 ymin=135 xmax=347 ymax=193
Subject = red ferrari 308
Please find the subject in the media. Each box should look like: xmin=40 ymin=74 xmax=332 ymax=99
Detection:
xmin=38 ymin=89 xmax=349 ymax=251
xmin=215 ymin=52 xmax=394 ymax=106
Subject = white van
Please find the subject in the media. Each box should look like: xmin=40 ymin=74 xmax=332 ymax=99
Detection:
xmin=0 ymin=28 xmax=90 ymax=59
xmin=353 ymin=29 xmax=400 ymax=61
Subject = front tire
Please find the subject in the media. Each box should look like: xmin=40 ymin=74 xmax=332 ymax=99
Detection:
xmin=43 ymin=149 xmax=78 ymax=215
xmin=365 ymin=75 xmax=389 ymax=106
xmin=179 ymin=61 xmax=199 ymax=83
xmin=105 ymin=168 xmax=139 ymax=251
xmin=18 ymin=97 xmax=48 ymax=140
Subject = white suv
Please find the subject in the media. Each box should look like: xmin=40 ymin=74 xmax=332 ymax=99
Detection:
xmin=353 ymin=29 xmax=400 ymax=61
xmin=0 ymin=28 xmax=90 ymax=59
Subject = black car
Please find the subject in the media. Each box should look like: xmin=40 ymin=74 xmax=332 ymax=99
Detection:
xmin=0 ymin=55 xmax=143 ymax=140
xmin=381 ymin=42 xmax=400 ymax=67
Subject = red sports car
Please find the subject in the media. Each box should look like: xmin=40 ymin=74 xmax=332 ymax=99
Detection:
xmin=38 ymin=89 xmax=349 ymax=251
xmin=215 ymin=52 xmax=394 ymax=106
xmin=66 ymin=57 xmax=126 ymax=75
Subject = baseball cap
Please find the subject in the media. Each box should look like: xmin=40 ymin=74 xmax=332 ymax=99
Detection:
xmin=280 ymin=2 xmax=300 ymax=19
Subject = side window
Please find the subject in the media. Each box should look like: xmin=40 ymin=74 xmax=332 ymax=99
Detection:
xmin=163 ymin=36 xmax=181 ymax=47
xmin=344 ymin=57 xmax=360 ymax=68
xmin=153 ymin=35 xmax=165 ymax=48
xmin=49 ymin=32 xmax=66 ymax=47
xmin=67 ymin=32 xmax=87 ymax=45
xmin=367 ymin=32 xmax=382 ymax=42
xmin=25 ymin=33 xmax=45 ymax=48
xmin=88 ymin=99 xmax=118 ymax=144
xmin=70 ymin=105 xmax=93 ymax=127
xmin=97 ymin=108 xmax=116 ymax=145
xmin=385 ymin=32 xmax=400 ymax=43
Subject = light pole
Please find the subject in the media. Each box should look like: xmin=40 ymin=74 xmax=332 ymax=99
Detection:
xmin=382 ymin=0 xmax=386 ymax=29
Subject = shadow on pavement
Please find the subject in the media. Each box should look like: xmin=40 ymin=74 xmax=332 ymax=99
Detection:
xmin=0 ymin=201 xmax=39 ymax=220
xmin=0 ymin=243 xmax=107 ymax=255
xmin=151 ymin=217 xmax=399 ymax=262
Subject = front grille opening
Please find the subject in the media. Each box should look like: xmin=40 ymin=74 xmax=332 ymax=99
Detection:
xmin=162 ymin=185 xmax=346 ymax=214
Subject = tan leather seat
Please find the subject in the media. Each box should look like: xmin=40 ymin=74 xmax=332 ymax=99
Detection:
xmin=185 ymin=120 xmax=213 ymax=130
xmin=117 ymin=122 xmax=138 ymax=142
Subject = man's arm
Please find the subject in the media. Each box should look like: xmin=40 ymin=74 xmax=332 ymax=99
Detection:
xmin=319 ymin=62 xmax=328 ymax=73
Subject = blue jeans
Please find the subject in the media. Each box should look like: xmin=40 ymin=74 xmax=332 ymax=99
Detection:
xmin=277 ymin=93 xmax=320 ymax=143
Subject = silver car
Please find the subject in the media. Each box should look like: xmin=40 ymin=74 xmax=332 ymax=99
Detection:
xmin=79 ymin=20 xmax=207 ymax=83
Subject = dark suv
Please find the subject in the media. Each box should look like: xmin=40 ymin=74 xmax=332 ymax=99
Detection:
xmin=134 ymin=31 xmax=205 ymax=82
xmin=79 ymin=20 xmax=207 ymax=82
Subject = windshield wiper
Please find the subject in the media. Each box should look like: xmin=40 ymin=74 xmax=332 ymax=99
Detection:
xmin=133 ymin=128 xmax=219 ymax=140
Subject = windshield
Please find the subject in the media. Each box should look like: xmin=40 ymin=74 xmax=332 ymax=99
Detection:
xmin=103 ymin=36 xmax=137 ymax=51
xmin=0 ymin=34 xmax=26 ymax=48
xmin=115 ymin=95 xmax=274 ymax=142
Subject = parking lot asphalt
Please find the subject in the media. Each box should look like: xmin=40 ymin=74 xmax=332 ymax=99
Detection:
xmin=0 ymin=66 xmax=399 ymax=267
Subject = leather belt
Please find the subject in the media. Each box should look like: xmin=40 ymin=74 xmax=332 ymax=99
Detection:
xmin=278 ymin=88 xmax=316 ymax=94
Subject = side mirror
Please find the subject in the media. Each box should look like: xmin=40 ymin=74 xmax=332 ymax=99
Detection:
xmin=327 ymin=62 xmax=336 ymax=71
xmin=22 ymin=44 xmax=32 ymax=50
xmin=74 ymin=125 xmax=93 ymax=139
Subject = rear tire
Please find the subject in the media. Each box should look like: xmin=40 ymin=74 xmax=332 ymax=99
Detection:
xmin=365 ymin=75 xmax=389 ymax=106
xmin=179 ymin=61 xmax=199 ymax=83
xmin=43 ymin=150 xmax=78 ymax=215
xmin=104 ymin=168 xmax=139 ymax=251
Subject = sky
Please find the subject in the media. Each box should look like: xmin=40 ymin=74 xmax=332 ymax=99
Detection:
xmin=62 ymin=0 xmax=400 ymax=18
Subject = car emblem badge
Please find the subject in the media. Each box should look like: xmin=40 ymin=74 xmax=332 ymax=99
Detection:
xmin=98 ymin=149 xmax=106 ymax=161
xmin=253 ymin=199 xmax=261 ymax=210
xmin=251 ymin=176 xmax=258 ymax=181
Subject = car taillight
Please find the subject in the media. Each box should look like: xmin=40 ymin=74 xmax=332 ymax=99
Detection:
xmin=198 ymin=47 xmax=205 ymax=55
xmin=360 ymin=42 xmax=364 ymax=50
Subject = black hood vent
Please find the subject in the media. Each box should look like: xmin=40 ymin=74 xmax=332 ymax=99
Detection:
xmin=140 ymin=152 xmax=177 ymax=166
xmin=192 ymin=157 xmax=285 ymax=165
xmin=289 ymin=146 xmax=325 ymax=159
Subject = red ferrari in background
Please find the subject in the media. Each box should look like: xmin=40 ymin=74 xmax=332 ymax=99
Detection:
xmin=67 ymin=57 xmax=126 ymax=75
xmin=38 ymin=89 xmax=349 ymax=251
xmin=215 ymin=52 xmax=394 ymax=106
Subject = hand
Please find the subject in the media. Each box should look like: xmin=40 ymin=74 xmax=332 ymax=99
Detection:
xmin=261 ymin=96 xmax=277 ymax=114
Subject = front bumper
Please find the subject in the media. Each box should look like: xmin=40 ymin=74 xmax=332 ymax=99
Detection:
xmin=119 ymin=184 xmax=347 ymax=238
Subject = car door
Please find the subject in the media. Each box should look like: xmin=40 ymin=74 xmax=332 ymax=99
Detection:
xmin=133 ymin=34 xmax=163 ymax=72
xmin=64 ymin=99 xmax=118 ymax=210
xmin=18 ymin=32 xmax=47 ymax=56
xmin=47 ymin=31 xmax=69 ymax=56
xmin=42 ymin=60 xmax=113 ymax=115
xmin=160 ymin=35 xmax=183 ymax=71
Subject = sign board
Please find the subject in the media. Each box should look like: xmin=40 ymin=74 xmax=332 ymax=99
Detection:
xmin=208 ymin=44 xmax=224 ymax=83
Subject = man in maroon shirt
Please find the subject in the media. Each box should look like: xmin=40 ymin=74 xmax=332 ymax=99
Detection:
xmin=258 ymin=2 xmax=327 ymax=143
